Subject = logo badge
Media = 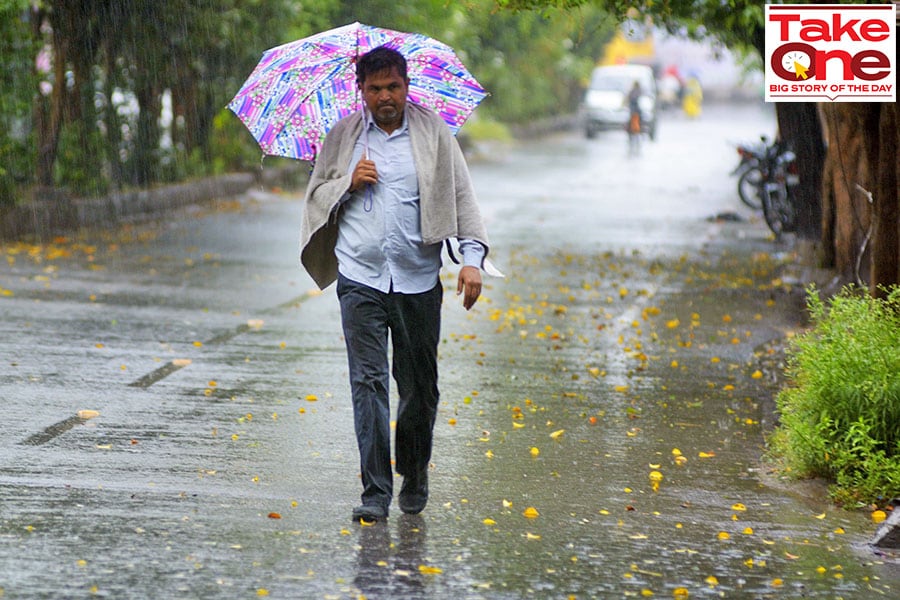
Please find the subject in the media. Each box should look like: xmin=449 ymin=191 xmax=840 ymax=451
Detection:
xmin=765 ymin=3 xmax=896 ymax=102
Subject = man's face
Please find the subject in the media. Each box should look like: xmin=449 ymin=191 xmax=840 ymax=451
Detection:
xmin=360 ymin=67 xmax=409 ymax=132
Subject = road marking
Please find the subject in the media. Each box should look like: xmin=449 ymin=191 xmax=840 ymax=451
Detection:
xmin=128 ymin=358 xmax=192 ymax=388
xmin=21 ymin=414 xmax=88 ymax=446
xmin=125 ymin=291 xmax=319 ymax=388
xmin=204 ymin=323 xmax=251 ymax=345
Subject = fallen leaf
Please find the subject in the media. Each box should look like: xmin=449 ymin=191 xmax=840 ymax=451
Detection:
xmin=549 ymin=429 xmax=565 ymax=440
xmin=483 ymin=518 xmax=496 ymax=526
xmin=418 ymin=565 xmax=443 ymax=575
xmin=267 ymin=512 xmax=281 ymax=519
xmin=77 ymin=410 xmax=100 ymax=420
xmin=523 ymin=507 xmax=540 ymax=519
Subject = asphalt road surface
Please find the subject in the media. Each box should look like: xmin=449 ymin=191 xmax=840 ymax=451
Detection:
xmin=2 ymin=102 xmax=899 ymax=599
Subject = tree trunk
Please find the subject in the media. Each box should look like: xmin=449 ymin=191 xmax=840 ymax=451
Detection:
xmin=103 ymin=39 xmax=123 ymax=188
xmin=819 ymin=105 xmax=836 ymax=270
xmin=870 ymin=102 xmax=899 ymax=297
xmin=819 ymin=104 xmax=872 ymax=284
xmin=35 ymin=9 xmax=65 ymax=187
xmin=775 ymin=102 xmax=825 ymax=240
xmin=133 ymin=78 xmax=162 ymax=186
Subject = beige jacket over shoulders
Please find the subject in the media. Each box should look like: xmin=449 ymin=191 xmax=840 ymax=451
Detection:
xmin=299 ymin=102 xmax=489 ymax=290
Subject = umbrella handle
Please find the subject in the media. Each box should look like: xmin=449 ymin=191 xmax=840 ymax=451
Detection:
xmin=361 ymin=106 xmax=374 ymax=212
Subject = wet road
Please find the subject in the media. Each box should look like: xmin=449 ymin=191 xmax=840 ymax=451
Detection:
xmin=2 ymin=103 xmax=899 ymax=598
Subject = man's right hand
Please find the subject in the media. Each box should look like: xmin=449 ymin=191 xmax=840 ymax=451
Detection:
xmin=349 ymin=158 xmax=378 ymax=193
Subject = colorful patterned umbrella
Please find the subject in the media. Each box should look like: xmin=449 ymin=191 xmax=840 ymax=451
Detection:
xmin=228 ymin=22 xmax=488 ymax=162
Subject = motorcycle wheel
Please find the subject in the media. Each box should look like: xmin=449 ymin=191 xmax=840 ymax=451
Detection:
xmin=737 ymin=167 xmax=763 ymax=209
xmin=762 ymin=184 xmax=795 ymax=237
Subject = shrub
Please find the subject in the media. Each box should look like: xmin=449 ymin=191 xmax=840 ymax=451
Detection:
xmin=769 ymin=285 xmax=900 ymax=506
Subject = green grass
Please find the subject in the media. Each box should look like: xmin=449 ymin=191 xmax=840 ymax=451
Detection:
xmin=767 ymin=285 xmax=900 ymax=507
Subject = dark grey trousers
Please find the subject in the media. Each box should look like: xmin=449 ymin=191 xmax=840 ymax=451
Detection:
xmin=337 ymin=274 xmax=442 ymax=508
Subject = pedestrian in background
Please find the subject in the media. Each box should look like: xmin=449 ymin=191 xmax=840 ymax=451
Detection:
xmin=299 ymin=46 xmax=491 ymax=523
xmin=682 ymin=76 xmax=703 ymax=118
xmin=626 ymin=80 xmax=643 ymax=156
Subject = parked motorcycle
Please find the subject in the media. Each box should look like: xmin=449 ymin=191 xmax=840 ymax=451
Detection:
xmin=731 ymin=136 xmax=799 ymax=238
xmin=759 ymin=144 xmax=799 ymax=238
xmin=731 ymin=138 xmax=767 ymax=209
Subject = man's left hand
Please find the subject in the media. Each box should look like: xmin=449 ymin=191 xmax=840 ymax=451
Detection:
xmin=457 ymin=266 xmax=482 ymax=311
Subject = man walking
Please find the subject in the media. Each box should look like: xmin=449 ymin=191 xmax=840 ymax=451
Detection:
xmin=299 ymin=46 xmax=491 ymax=522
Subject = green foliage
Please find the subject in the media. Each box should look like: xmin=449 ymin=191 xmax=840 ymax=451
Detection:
xmin=462 ymin=118 xmax=513 ymax=143
xmin=497 ymin=0 xmax=767 ymax=55
xmin=55 ymin=122 xmax=109 ymax=196
xmin=460 ymin=3 xmax=614 ymax=123
xmin=208 ymin=109 xmax=269 ymax=174
xmin=769 ymin=285 xmax=900 ymax=506
xmin=0 ymin=0 xmax=38 ymax=206
xmin=2 ymin=0 xmax=724 ymax=198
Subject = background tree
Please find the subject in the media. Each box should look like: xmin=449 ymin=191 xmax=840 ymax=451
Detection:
xmin=0 ymin=0 xmax=40 ymax=206
xmin=0 ymin=0 xmax=612 ymax=204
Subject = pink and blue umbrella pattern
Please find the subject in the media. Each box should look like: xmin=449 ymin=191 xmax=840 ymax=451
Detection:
xmin=228 ymin=22 xmax=488 ymax=162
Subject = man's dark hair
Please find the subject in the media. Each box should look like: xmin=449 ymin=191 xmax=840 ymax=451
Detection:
xmin=356 ymin=46 xmax=408 ymax=85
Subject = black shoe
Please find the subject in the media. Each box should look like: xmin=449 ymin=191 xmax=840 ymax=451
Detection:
xmin=352 ymin=504 xmax=388 ymax=523
xmin=398 ymin=470 xmax=428 ymax=515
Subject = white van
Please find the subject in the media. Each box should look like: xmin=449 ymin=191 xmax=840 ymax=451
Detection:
xmin=581 ymin=64 xmax=658 ymax=140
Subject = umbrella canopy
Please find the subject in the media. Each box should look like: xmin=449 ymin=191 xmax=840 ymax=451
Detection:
xmin=228 ymin=22 xmax=488 ymax=162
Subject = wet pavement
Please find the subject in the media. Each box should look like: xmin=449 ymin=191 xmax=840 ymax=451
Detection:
xmin=2 ymin=102 xmax=899 ymax=598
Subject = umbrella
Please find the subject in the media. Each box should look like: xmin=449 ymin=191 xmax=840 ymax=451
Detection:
xmin=228 ymin=22 xmax=488 ymax=162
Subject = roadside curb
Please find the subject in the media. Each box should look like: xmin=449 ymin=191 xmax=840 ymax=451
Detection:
xmin=0 ymin=166 xmax=308 ymax=243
